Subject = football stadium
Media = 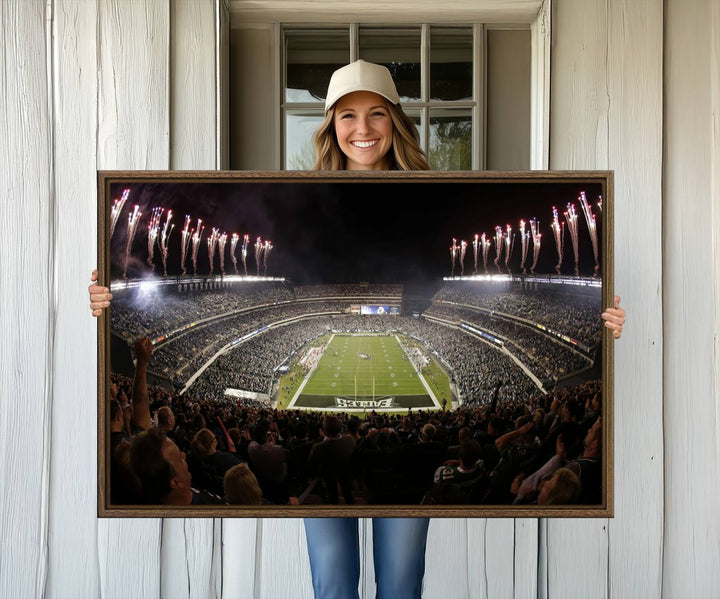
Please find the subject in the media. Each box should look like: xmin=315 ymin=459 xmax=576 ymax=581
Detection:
xmin=106 ymin=178 xmax=606 ymax=507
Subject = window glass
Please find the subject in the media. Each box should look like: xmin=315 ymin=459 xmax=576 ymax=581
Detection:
xmin=430 ymin=27 xmax=473 ymax=101
xmin=285 ymin=112 xmax=324 ymax=170
xmin=429 ymin=109 xmax=472 ymax=170
xmin=359 ymin=28 xmax=421 ymax=102
xmin=402 ymin=108 xmax=423 ymax=148
xmin=285 ymin=30 xmax=350 ymax=103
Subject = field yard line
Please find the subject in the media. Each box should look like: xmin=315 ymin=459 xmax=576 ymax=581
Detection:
xmin=394 ymin=335 xmax=442 ymax=410
xmin=287 ymin=334 xmax=335 ymax=409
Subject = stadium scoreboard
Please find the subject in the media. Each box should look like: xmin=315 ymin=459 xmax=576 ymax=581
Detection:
xmin=360 ymin=305 xmax=400 ymax=315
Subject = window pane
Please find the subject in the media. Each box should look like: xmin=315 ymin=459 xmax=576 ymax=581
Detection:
xmin=285 ymin=112 xmax=324 ymax=169
xmin=402 ymin=108 xmax=423 ymax=148
xmin=286 ymin=30 xmax=350 ymax=103
xmin=429 ymin=109 xmax=472 ymax=170
xmin=359 ymin=28 xmax=421 ymax=102
xmin=430 ymin=27 xmax=473 ymax=101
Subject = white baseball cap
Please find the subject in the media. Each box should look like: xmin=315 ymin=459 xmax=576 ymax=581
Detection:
xmin=324 ymin=60 xmax=400 ymax=112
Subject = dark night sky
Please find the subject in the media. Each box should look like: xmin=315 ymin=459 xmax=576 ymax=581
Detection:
xmin=108 ymin=179 xmax=605 ymax=284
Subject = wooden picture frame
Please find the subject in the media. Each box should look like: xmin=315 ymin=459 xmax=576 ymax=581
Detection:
xmin=98 ymin=170 xmax=613 ymax=518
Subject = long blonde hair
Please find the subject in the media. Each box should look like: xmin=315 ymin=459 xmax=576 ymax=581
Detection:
xmin=312 ymin=100 xmax=430 ymax=171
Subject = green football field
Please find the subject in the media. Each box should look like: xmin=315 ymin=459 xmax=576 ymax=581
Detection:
xmin=288 ymin=334 xmax=442 ymax=411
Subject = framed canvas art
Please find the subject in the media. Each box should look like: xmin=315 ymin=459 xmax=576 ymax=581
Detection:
xmin=97 ymin=170 xmax=613 ymax=518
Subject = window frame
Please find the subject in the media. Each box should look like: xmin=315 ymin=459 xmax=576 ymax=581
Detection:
xmin=281 ymin=23 xmax=488 ymax=170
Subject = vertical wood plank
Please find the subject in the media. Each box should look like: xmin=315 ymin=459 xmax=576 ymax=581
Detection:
xmin=663 ymin=1 xmax=720 ymax=596
xmin=161 ymin=2 xmax=223 ymax=598
xmin=424 ymin=519 xmax=518 ymax=599
xmin=222 ymin=519 xmax=259 ymax=599
xmin=546 ymin=521 xmax=608 ymax=599
xmin=423 ymin=519 xmax=471 ymax=599
xmin=550 ymin=0 xmax=609 ymax=170
xmin=170 ymin=0 xmax=216 ymax=170
xmin=47 ymin=0 xmax=101 ymax=597
xmin=255 ymin=518 xmax=314 ymax=598
xmin=605 ymin=2 xmax=664 ymax=598
xmin=96 ymin=0 xmax=170 ymax=170
xmin=96 ymin=2 xmax=169 ymax=597
xmin=550 ymin=2 xmax=665 ymax=599
xmin=484 ymin=520 xmax=518 ymax=599
xmin=712 ymin=3 xmax=720 ymax=513
xmin=548 ymin=4 xmax=609 ymax=595
xmin=513 ymin=519 xmax=538 ymax=599
xmin=0 ymin=1 xmax=52 ymax=598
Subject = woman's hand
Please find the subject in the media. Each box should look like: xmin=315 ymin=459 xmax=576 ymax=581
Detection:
xmin=89 ymin=269 xmax=112 ymax=316
xmin=602 ymin=295 xmax=626 ymax=339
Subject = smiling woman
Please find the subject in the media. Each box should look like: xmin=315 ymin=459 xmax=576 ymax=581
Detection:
xmin=311 ymin=60 xmax=430 ymax=171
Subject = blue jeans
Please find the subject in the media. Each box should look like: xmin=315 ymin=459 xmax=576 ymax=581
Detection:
xmin=304 ymin=517 xmax=430 ymax=599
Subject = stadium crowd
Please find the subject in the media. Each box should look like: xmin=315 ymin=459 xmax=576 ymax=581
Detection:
xmin=109 ymin=337 xmax=603 ymax=507
xmin=111 ymin=282 xmax=294 ymax=340
xmin=433 ymin=283 xmax=602 ymax=347
xmin=146 ymin=301 xmax=347 ymax=383
xmin=294 ymin=283 xmax=402 ymax=298
xmin=395 ymin=317 xmax=539 ymax=403
xmin=189 ymin=316 xmax=337 ymax=398
xmin=112 ymin=283 xmax=599 ymax=400
xmin=112 ymin=282 xmax=403 ymax=342
xmin=183 ymin=313 xmax=546 ymax=405
xmin=424 ymin=303 xmax=592 ymax=387
xmin=107 ymin=281 xmax=607 ymax=508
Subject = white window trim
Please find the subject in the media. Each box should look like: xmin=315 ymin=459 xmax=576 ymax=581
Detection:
xmin=530 ymin=0 xmax=551 ymax=169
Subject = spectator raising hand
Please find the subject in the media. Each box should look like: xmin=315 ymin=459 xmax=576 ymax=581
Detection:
xmin=131 ymin=337 xmax=153 ymax=432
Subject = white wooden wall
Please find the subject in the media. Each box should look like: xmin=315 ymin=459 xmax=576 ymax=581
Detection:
xmin=1 ymin=0 xmax=718 ymax=597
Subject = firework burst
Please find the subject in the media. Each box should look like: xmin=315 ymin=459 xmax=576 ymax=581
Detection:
xmin=530 ymin=219 xmax=541 ymax=274
xmin=159 ymin=210 xmax=173 ymax=276
xmin=207 ymin=227 xmax=220 ymax=274
xmin=218 ymin=233 xmax=228 ymax=275
xmin=519 ymin=220 xmax=530 ymax=274
xmin=551 ymin=207 xmax=564 ymax=275
xmin=123 ymin=205 xmax=142 ymax=279
xmin=263 ymin=240 xmax=273 ymax=275
xmin=504 ymin=224 xmax=514 ymax=273
xmin=254 ymin=236 xmax=263 ymax=275
xmin=579 ymin=191 xmax=600 ymax=277
xmin=459 ymin=240 xmax=467 ymax=276
xmin=241 ymin=234 xmax=250 ymax=276
xmin=110 ymin=189 xmax=130 ymax=238
xmin=230 ymin=233 xmax=239 ymax=274
xmin=564 ymin=203 xmax=580 ymax=277
xmin=191 ymin=219 xmax=204 ymax=275
xmin=146 ymin=207 xmax=163 ymax=269
xmin=180 ymin=216 xmax=192 ymax=276
xmin=481 ymin=233 xmax=490 ymax=274
xmin=450 ymin=238 xmax=458 ymax=276
xmin=493 ymin=226 xmax=504 ymax=273
xmin=472 ymin=234 xmax=479 ymax=275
